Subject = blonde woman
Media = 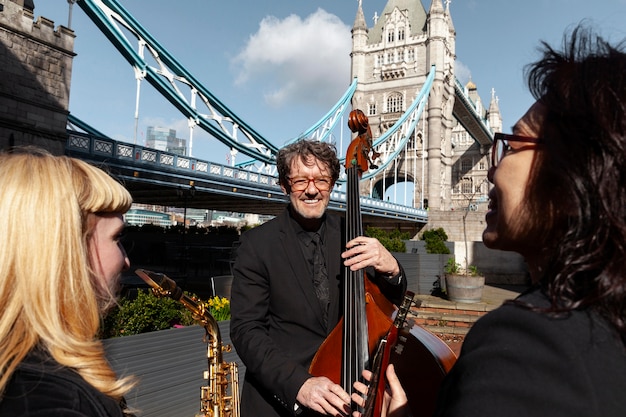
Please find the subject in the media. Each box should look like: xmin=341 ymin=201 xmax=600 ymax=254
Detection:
xmin=0 ymin=147 xmax=136 ymax=416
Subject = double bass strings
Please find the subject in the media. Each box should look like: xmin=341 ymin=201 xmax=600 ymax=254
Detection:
xmin=343 ymin=155 xmax=369 ymax=397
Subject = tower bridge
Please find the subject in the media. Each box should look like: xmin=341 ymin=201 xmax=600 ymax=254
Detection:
xmin=0 ymin=0 xmax=499 ymax=233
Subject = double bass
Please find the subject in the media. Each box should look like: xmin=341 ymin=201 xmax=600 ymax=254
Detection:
xmin=309 ymin=109 xmax=457 ymax=417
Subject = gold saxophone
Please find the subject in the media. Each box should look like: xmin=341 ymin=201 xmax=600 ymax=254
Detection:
xmin=135 ymin=269 xmax=240 ymax=417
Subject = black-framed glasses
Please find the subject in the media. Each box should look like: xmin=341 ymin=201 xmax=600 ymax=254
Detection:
xmin=492 ymin=132 xmax=544 ymax=168
xmin=288 ymin=176 xmax=333 ymax=192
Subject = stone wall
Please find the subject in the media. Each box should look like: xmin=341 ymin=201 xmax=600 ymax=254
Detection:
xmin=421 ymin=209 xmax=487 ymax=242
xmin=410 ymin=209 xmax=529 ymax=285
xmin=454 ymin=241 xmax=529 ymax=285
xmin=402 ymin=239 xmax=528 ymax=286
xmin=0 ymin=0 xmax=75 ymax=153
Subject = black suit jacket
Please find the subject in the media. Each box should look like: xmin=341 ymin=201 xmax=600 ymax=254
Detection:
xmin=230 ymin=208 xmax=406 ymax=417
xmin=435 ymin=288 xmax=626 ymax=417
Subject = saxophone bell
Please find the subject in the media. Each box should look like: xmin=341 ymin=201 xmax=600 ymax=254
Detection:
xmin=135 ymin=269 xmax=183 ymax=300
xmin=135 ymin=269 xmax=240 ymax=417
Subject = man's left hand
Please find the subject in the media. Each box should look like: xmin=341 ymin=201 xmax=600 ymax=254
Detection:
xmin=342 ymin=236 xmax=400 ymax=277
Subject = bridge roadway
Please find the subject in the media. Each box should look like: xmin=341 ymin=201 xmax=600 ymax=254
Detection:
xmin=66 ymin=131 xmax=427 ymax=233
xmin=453 ymin=79 xmax=493 ymax=147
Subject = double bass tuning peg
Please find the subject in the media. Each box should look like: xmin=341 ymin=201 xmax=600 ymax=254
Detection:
xmin=347 ymin=109 xmax=380 ymax=173
xmin=370 ymin=149 xmax=381 ymax=169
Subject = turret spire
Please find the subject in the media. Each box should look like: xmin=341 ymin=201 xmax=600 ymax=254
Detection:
xmin=353 ymin=0 xmax=367 ymax=31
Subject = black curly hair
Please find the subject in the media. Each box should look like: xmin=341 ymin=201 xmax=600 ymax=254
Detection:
xmin=521 ymin=23 xmax=626 ymax=341
xmin=276 ymin=140 xmax=341 ymax=191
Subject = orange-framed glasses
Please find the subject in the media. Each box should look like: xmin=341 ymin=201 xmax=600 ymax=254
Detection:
xmin=288 ymin=176 xmax=333 ymax=192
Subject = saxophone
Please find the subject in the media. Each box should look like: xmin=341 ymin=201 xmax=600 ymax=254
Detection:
xmin=135 ymin=269 xmax=240 ymax=417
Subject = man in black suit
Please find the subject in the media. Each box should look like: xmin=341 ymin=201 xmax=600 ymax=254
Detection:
xmin=230 ymin=139 xmax=406 ymax=417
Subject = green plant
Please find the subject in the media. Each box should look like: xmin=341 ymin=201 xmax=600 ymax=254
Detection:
xmin=240 ymin=224 xmax=256 ymax=233
xmin=365 ymin=226 xmax=409 ymax=253
xmin=468 ymin=265 xmax=481 ymax=277
xmin=444 ymin=257 xmax=461 ymax=275
xmin=101 ymin=290 xmax=194 ymax=338
xmin=421 ymin=228 xmax=450 ymax=254
xmin=101 ymin=290 xmax=232 ymax=338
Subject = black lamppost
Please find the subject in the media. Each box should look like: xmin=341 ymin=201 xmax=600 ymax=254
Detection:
xmin=177 ymin=185 xmax=196 ymax=229
xmin=176 ymin=185 xmax=195 ymax=272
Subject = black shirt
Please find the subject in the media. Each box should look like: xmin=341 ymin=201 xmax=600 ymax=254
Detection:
xmin=0 ymin=348 xmax=128 ymax=417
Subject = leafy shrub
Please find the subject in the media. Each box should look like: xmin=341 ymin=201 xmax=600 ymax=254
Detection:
xmin=101 ymin=290 xmax=231 ymax=338
xmin=420 ymin=228 xmax=451 ymax=254
xmin=101 ymin=290 xmax=193 ymax=338
xmin=365 ymin=227 xmax=410 ymax=253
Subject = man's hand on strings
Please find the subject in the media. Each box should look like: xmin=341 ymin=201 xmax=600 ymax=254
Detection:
xmin=342 ymin=236 xmax=400 ymax=277
xmin=297 ymin=376 xmax=352 ymax=416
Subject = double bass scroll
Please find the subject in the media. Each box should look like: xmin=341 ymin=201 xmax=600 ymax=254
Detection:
xmin=346 ymin=108 xmax=380 ymax=171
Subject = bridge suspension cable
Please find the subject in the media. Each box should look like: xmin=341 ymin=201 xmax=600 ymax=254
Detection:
xmin=78 ymin=0 xmax=279 ymax=164
xmin=234 ymin=77 xmax=358 ymax=175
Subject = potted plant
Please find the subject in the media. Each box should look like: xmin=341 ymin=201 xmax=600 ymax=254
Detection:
xmin=441 ymin=178 xmax=488 ymax=303
xmin=444 ymin=257 xmax=485 ymax=303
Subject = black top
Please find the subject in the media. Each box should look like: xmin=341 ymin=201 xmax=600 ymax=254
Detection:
xmin=0 ymin=348 xmax=128 ymax=417
xmin=435 ymin=288 xmax=626 ymax=417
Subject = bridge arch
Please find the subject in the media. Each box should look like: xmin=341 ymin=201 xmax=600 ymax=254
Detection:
xmin=369 ymin=171 xmax=424 ymax=206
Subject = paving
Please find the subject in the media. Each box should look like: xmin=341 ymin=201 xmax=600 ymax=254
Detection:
xmin=411 ymin=284 xmax=527 ymax=356
xmin=414 ymin=284 xmax=526 ymax=312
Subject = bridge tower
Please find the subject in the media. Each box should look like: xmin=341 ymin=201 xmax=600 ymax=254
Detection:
xmin=0 ymin=0 xmax=75 ymax=154
xmin=350 ymin=0 xmax=501 ymax=213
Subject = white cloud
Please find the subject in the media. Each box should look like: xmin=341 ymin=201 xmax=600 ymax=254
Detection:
xmin=232 ymin=8 xmax=351 ymax=108
xmin=455 ymin=60 xmax=471 ymax=85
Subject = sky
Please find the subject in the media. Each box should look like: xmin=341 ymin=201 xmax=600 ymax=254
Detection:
xmin=33 ymin=0 xmax=626 ymax=168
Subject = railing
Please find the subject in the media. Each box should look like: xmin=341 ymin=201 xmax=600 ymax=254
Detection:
xmin=67 ymin=131 xmax=276 ymax=188
xmin=67 ymin=132 xmax=428 ymax=222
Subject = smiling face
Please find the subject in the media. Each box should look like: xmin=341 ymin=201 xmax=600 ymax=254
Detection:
xmin=483 ymin=101 xmax=546 ymax=257
xmin=281 ymin=155 xmax=334 ymax=230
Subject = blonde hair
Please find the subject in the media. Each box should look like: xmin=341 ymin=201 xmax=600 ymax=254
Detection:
xmin=0 ymin=147 xmax=135 ymax=402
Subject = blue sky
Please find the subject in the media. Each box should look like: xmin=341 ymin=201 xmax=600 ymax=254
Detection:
xmin=34 ymin=0 xmax=626 ymax=166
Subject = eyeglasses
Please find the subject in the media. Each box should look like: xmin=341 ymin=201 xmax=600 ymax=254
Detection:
xmin=288 ymin=176 xmax=333 ymax=192
xmin=492 ymin=132 xmax=544 ymax=168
